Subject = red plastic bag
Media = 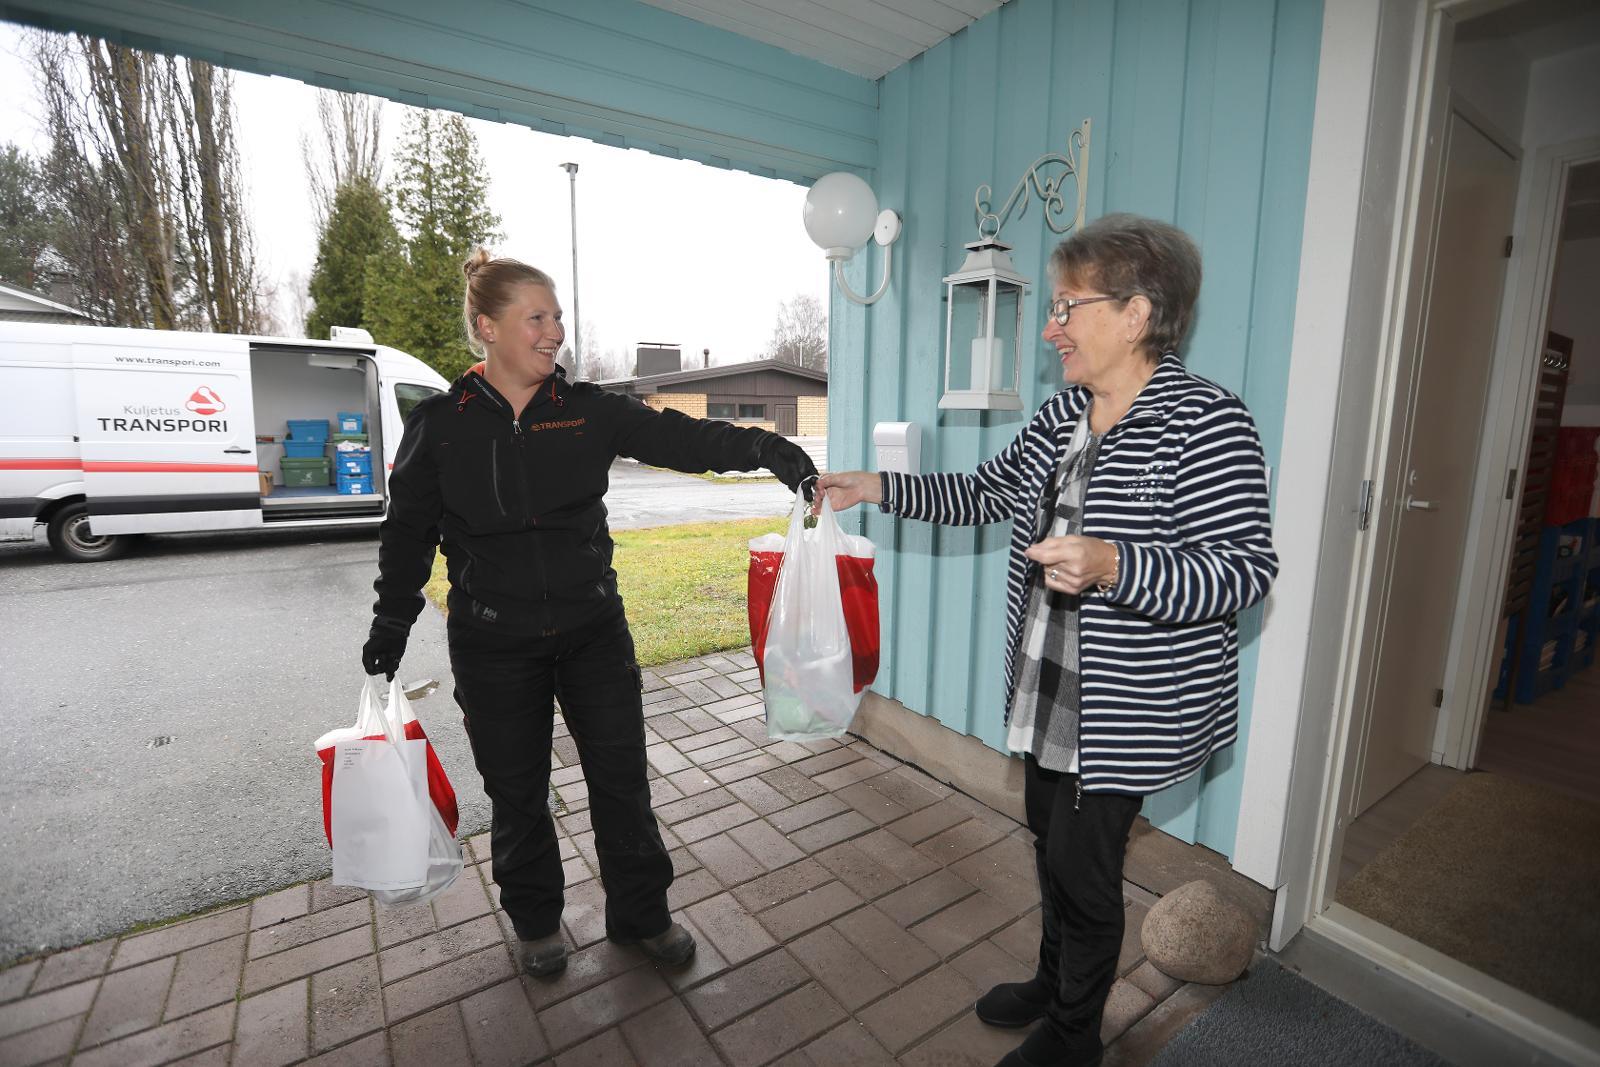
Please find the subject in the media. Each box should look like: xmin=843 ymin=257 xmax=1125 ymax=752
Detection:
xmin=316 ymin=684 xmax=459 ymax=847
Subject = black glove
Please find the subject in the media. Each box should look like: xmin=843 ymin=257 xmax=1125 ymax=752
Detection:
xmin=760 ymin=436 xmax=819 ymax=501
xmin=362 ymin=619 xmax=408 ymax=680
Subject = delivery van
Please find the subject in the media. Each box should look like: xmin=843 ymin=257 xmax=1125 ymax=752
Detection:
xmin=0 ymin=322 xmax=449 ymax=561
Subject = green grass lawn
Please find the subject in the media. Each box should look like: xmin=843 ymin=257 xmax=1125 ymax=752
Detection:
xmin=423 ymin=516 xmax=787 ymax=667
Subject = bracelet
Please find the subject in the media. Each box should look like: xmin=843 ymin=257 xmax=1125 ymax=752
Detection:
xmin=1096 ymin=543 xmax=1120 ymax=595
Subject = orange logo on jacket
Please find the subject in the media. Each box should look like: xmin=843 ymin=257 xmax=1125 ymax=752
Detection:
xmin=529 ymin=418 xmax=586 ymax=432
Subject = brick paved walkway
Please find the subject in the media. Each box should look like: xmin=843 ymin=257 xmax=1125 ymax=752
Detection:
xmin=0 ymin=650 xmax=1240 ymax=1067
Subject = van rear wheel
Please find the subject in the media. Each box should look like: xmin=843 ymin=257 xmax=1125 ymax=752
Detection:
xmin=47 ymin=501 xmax=133 ymax=563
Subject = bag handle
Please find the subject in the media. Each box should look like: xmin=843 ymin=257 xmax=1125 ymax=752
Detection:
xmin=358 ymin=675 xmax=407 ymax=747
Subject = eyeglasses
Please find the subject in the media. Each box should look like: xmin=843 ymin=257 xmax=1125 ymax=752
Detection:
xmin=1046 ymin=295 xmax=1118 ymax=326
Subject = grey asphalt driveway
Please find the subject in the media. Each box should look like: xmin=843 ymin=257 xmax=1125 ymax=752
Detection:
xmin=0 ymin=465 xmax=795 ymax=964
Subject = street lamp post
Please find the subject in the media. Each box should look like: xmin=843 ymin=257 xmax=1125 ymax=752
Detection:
xmin=559 ymin=162 xmax=581 ymax=379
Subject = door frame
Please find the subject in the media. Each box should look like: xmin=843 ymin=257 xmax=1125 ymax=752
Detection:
xmin=1262 ymin=0 xmax=1600 ymax=1057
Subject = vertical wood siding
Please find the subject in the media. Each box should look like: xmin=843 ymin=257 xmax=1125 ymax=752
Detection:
xmin=833 ymin=0 xmax=1321 ymax=856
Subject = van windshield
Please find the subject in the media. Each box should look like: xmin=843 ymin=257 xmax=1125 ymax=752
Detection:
xmin=395 ymin=383 xmax=442 ymax=423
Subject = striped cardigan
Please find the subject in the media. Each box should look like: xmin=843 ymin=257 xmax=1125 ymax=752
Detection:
xmin=881 ymin=355 xmax=1278 ymax=794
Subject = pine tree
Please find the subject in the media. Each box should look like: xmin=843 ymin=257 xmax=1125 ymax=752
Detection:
xmin=364 ymin=109 xmax=500 ymax=379
xmin=305 ymin=177 xmax=395 ymax=339
xmin=0 ymin=144 xmax=54 ymax=290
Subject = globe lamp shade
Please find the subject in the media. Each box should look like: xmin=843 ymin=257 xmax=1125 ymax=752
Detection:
xmin=804 ymin=172 xmax=879 ymax=260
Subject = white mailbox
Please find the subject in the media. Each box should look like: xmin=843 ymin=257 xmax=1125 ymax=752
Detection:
xmin=873 ymin=421 xmax=921 ymax=476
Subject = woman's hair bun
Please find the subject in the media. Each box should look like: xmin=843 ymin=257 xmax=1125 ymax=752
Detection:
xmin=463 ymin=247 xmax=493 ymax=280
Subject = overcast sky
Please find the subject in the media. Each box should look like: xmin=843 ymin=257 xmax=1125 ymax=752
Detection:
xmin=0 ymin=24 xmax=828 ymax=367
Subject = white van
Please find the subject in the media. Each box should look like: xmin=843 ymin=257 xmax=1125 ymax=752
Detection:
xmin=0 ymin=322 xmax=449 ymax=561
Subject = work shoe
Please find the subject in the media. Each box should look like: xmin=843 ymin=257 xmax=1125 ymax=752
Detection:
xmin=993 ymin=1026 xmax=1103 ymax=1067
xmin=518 ymin=932 xmax=568 ymax=977
xmin=609 ymin=922 xmax=697 ymax=967
xmin=976 ymin=979 xmax=1051 ymax=1028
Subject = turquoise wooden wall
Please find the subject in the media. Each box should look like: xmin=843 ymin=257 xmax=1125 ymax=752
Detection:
xmin=832 ymin=0 xmax=1322 ymax=856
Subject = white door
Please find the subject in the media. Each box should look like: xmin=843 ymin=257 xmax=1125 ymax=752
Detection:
xmin=1352 ymin=113 xmax=1520 ymax=815
xmin=71 ymin=338 xmax=262 ymax=535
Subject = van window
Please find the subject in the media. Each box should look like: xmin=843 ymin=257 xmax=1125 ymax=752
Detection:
xmin=395 ymin=383 xmax=442 ymax=422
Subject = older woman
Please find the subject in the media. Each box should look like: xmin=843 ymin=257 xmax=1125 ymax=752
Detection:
xmin=818 ymin=214 xmax=1277 ymax=1067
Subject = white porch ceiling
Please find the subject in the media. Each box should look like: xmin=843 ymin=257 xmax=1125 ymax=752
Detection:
xmin=637 ymin=0 xmax=1007 ymax=79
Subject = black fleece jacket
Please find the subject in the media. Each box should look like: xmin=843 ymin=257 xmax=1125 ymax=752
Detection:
xmin=373 ymin=366 xmax=785 ymax=636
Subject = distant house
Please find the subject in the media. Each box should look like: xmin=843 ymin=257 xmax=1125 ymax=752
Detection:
xmin=0 ymin=283 xmax=91 ymax=325
xmin=599 ymin=349 xmax=826 ymax=437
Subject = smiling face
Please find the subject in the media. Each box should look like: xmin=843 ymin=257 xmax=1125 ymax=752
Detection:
xmin=480 ymin=282 xmax=564 ymax=384
xmin=1042 ymin=276 xmax=1128 ymax=391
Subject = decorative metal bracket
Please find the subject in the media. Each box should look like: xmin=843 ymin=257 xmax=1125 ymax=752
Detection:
xmin=974 ymin=118 xmax=1091 ymax=242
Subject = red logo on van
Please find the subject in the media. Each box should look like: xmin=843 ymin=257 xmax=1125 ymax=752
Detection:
xmin=186 ymin=386 xmax=226 ymax=415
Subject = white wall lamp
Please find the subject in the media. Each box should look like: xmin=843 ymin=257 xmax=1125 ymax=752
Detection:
xmin=941 ymin=119 xmax=1091 ymax=411
xmin=803 ymin=172 xmax=902 ymax=306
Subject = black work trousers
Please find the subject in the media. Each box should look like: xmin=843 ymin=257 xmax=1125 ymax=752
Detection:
xmin=448 ymin=605 xmax=672 ymax=942
xmin=1024 ymin=755 xmax=1143 ymax=1057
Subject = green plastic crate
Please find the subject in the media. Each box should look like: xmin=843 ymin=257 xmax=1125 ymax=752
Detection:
xmin=331 ymin=432 xmax=369 ymax=446
xmin=280 ymin=455 xmax=331 ymax=487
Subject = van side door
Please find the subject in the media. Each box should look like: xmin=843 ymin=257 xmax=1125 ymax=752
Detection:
xmin=71 ymin=337 xmax=263 ymax=535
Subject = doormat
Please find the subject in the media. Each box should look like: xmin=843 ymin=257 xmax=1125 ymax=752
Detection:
xmin=1148 ymin=957 xmax=1451 ymax=1067
xmin=1337 ymin=771 xmax=1600 ymax=1025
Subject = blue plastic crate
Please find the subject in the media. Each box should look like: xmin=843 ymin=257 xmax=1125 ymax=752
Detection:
xmin=337 ymin=411 xmax=365 ymax=434
xmin=336 ymin=474 xmax=374 ymax=495
xmin=334 ymin=452 xmax=372 ymax=475
xmin=286 ymin=419 xmax=330 ymax=442
xmin=283 ymin=439 xmax=327 ymax=458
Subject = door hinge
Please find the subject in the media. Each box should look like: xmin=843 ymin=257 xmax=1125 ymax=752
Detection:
xmin=1504 ymin=467 xmax=1518 ymax=501
xmin=1357 ymin=479 xmax=1374 ymax=531
xmin=1433 ymin=688 xmax=1444 ymax=708
xmin=1503 ymin=234 xmax=1514 ymax=258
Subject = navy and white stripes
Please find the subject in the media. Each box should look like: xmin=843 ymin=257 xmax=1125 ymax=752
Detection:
xmin=881 ymin=355 xmax=1278 ymax=794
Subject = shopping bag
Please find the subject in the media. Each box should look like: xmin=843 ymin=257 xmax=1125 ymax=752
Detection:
xmin=315 ymin=677 xmax=464 ymax=903
xmin=748 ymin=491 xmax=879 ymax=740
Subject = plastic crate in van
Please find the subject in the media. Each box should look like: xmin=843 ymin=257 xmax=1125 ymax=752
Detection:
xmin=336 ymin=474 xmax=374 ymax=495
xmin=337 ymin=411 xmax=365 ymax=434
xmin=335 ymin=451 xmax=373 ymax=476
xmin=280 ymin=456 xmax=331 ymax=487
xmin=331 ymin=432 xmax=369 ymax=448
xmin=286 ymin=419 xmax=330 ymax=442
xmin=282 ymin=439 xmax=327 ymax=458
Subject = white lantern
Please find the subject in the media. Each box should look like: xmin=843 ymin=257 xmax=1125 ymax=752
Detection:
xmin=940 ymin=237 xmax=1027 ymax=410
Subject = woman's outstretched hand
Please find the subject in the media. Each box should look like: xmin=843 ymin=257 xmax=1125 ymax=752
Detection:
xmin=814 ymin=471 xmax=883 ymax=514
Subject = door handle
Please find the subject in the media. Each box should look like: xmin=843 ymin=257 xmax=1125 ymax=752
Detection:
xmin=1405 ymin=497 xmax=1436 ymax=511
xmin=223 ymin=446 xmax=251 ymax=455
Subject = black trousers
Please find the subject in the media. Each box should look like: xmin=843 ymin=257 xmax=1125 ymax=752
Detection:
xmin=1024 ymin=755 xmax=1143 ymax=1055
xmin=448 ymin=605 xmax=673 ymax=942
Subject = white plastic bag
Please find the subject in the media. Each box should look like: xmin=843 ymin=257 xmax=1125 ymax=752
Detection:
xmin=757 ymin=492 xmax=866 ymax=740
xmin=316 ymin=677 xmax=463 ymax=904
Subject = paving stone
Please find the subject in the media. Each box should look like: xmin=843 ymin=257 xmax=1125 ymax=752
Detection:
xmin=710 ymin=752 xmax=782 ymax=786
xmin=757 ymin=881 xmax=865 ymax=941
xmin=713 ymin=982 xmax=847 ymax=1067
xmin=767 ymin=794 xmax=848 ymax=834
xmin=916 ymin=817 xmax=1006 ymax=866
xmin=525 ymin=940 xmax=644 ymax=1011
xmin=552 ymin=735 xmax=580 ymax=767
xmin=243 ymin=926 xmax=374 ymax=995
xmin=562 ymin=878 xmax=608 ymax=948
xmin=0 ymin=977 xmax=98 ymax=1040
xmin=811 ymin=758 xmax=884 ymax=792
xmin=648 ymin=776 xmax=685 ymax=807
xmin=30 ymin=939 xmax=115 ymax=993
xmin=911 ymin=892 xmax=1012 ymax=959
xmin=801 ymin=1020 xmax=897 ymax=1064
xmin=251 ymin=885 xmax=311 ymax=931
xmin=564 ymin=855 xmax=593 ymax=885
xmin=645 ymin=742 xmax=693 ymax=776
xmin=619 ymin=997 xmax=719 ymax=1066
xmin=0 ymin=960 xmax=39 ymax=1004
xmin=660 ymin=913 xmax=732 ymax=992
xmin=648 ymin=713 xmax=694 ymax=740
xmin=725 ymin=650 xmax=758 ymax=670
xmin=879 ymin=870 xmax=977 ymax=928
xmin=856 ymin=770 xmax=941 ymax=814
xmin=729 ymin=859 xmax=832 ymax=914
xmin=851 ymin=826 xmax=940 ymax=884
xmin=460 ymin=977 xmax=546 ymax=1067
xmin=832 ymin=780 xmax=911 ymax=826
xmin=554 ymin=1027 xmax=634 ymax=1067
xmin=0 ymin=1014 xmax=78 ymax=1066
xmin=537 ymin=967 xmax=671 ymax=1051
xmin=888 ymin=765 xmax=954 ymax=801
xmin=814 ymin=841 xmax=905 ymax=900
xmin=725 ymin=775 xmax=792 ymax=815
xmin=665 ymin=768 xmax=722 ymax=797
xmin=789 ymin=747 xmax=862 ymax=779
xmin=80 ymin=955 xmax=175 ymax=1047
xmin=1100 ymin=981 xmax=1225 ymax=1067
xmin=672 ymin=801 xmax=759 ymax=845
xmin=788 ymin=924 xmax=895 ymax=1011
xmin=552 ymin=764 xmax=587 ymax=787
xmin=427 ymin=870 xmax=493 ymax=930
xmin=666 ymin=866 xmax=724 ymax=911
xmin=705 ymin=691 xmax=761 ymax=718
xmin=656 ymin=787 xmax=736 ymax=825
xmin=728 ymin=819 xmax=806 ymax=871
xmin=832 ymin=906 xmax=940 ymax=985
xmin=1101 ymin=976 xmax=1157 ymax=1045
xmin=951 ymin=837 xmax=1040 ymax=915
xmin=390 ymin=1002 xmax=471 ymax=1067
xmin=304 ymin=1030 xmax=390 ymax=1065
xmin=949 ymin=938 xmax=1030 ymax=995
xmin=69 ymin=1001 xmax=234 ymax=1067
xmin=662 ymin=667 xmax=716 ymax=685
xmin=311 ymin=955 xmax=384 ymax=1053
xmin=686 ymin=834 xmax=764 ymax=889
xmin=701 ymin=674 xmax=748 ymax=699
xmin=641 ymin=669 xmax=669 ymax=692
xmin=378 ymin=914 xmax=500 ymax=984
xmin=684 ymin=893 xmax=777 ymax=966
xmin=249 ymin=900 xmax=370 ymax=959
xmin=758 ymin=766 xmax=826 ymax=804
xmin=679 ymin=726 xmax=742 ymax=755
xmin=467 ymin=832 xmax=492 ymax=863
xmin=991 ymin=911 xmax=1042 ymax=968
xmin=789 ymin=810 xmax=875 ymax=853
xmin=675 ymin=707 xmax=723 ymax=733
xmin=730 ymin=719 xmax=774 ymax=747
xmin=234 ymin=979 xmax=310 ymax=1067
xmin=1126 ymin=959 xmax=1183 ymax=1003
xmin=382 ymin=945 xmax=513 ymax=1024
xmin=727 ymin=666 xmax=761 ymax=683
xmin=114 ymin=907 xmax=252 ymax=970
xmin=688 ymin=736 xmax=757 ymax=766
xmin=858 ymin=964 xmax=981 ymax=1054
xmin=886 ymin=801 xmax=975 ymax=848
xmin=375 ymin=904 xmax=436 ymax=950
xmin=897 ymin=1010 xmax=1020 ymax=1067
xmin=312 ymin=880 xmax=370 ymax=914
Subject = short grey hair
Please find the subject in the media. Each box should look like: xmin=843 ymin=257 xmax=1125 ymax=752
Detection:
xmin=1048 ymin=213 xmax=1202 ymax=358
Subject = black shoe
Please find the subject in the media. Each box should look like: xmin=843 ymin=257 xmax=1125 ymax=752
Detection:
xmin=609 ymin=921 xmax=697 ymax=967
xmin=994 ymin=1026 xmax=1103 ymax=1067
xmin=976 ymin=979 xmax=1051 ymax=1028
xmin=518 ymin=932 xmax=568 ymax=977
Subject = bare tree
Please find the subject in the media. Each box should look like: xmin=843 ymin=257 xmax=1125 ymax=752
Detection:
xmin=302 ymin=89 xmax=384 ymax=229
xmin=767 ymin=293 xmax=828 ymax=372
